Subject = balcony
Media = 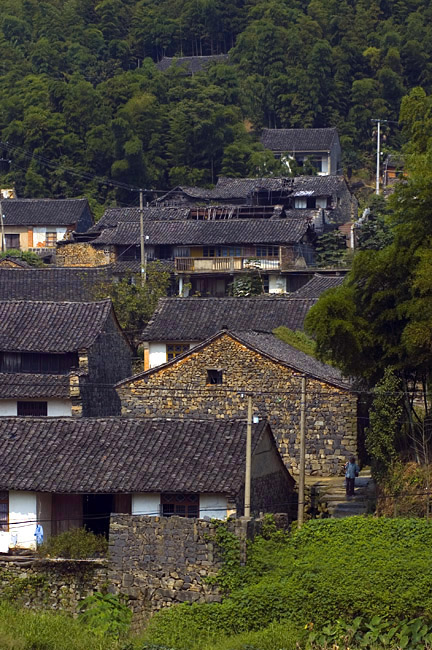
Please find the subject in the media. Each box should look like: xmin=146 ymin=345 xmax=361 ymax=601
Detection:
xmin=175 ymin=257 xmax=281 ymax=273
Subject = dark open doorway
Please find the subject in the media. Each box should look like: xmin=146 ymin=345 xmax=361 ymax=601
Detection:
xmin=83 ymin=494 xmax=113 ymax=538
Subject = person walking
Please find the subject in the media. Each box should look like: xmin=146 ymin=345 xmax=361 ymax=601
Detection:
xmin=345 ymin=457 xmax=360 ymax=497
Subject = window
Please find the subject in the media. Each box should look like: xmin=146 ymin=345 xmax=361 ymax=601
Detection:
xmin=0 ymin=491 xmax=8 ymax=531
xmin=255 ymin=246 xmax=279 ymax=257
xmin=17 ymin=401 xmax=48 ymax=416
xmin=203 ymin=247 xmax=216 ymax=257
xmin=0 ymin=352 xmax=79 ymax=374
xmin=207 ymin=369 xmax=223 ymax=385
xmin=161 ymin=493 xmax=199 ymax=518
xmin=167 ymin=344 xmax=189 ymax=361
xmin=45 ymin=232 xmax=57 ymax=247
xmin=5 ymin=234 xmax=20 ymax=250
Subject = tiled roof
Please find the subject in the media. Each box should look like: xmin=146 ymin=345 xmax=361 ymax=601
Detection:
xmin=156 ymin=54 xmax=229 ymax=73
xmin=294 ymin=274 xmax=345 ymax=298
xmin=86 ymin=206 xmax=191 ymax=235
xmin=0 ymin=256 xmax=32 ymax=268
xmin=0 ymin=198 xmax=91 ymax=228
xmin=93 ymin=218 xmax=311 ymax=246
xmin=0 ymin=373 xmax=70 ymax=399
xmin=231 ymin=331 xmax=350 ymax=389
xmin=260 ymin=128 xmax=339 ymax=152
xmin=142 ymin=296 xmax=316 ymax=341
xmin=0 ymin=268 xmax=110 ymax=301
xmin=0 ymin=417 xmax=267 ymax=494
xmin=0 ymin=300 xmax=112 ymax=353
xmin=178 ymin=177 xmax=292 ymax=201
xmin=291 ymin=175 xmax=348 ymax=197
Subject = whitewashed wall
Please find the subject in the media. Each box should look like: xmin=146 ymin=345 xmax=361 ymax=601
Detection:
xmin=149 ymin=343 xmax=167 ymax=368
xmin=269 ymin=275 xmax=287 ymax=294
xmin=199 ymin=494 xmax=227 ymax=520
xmin=132 ymin=493 xmax=160 ymax=516
xmin=9 ymin=491 xmax=37 ymax=549
xmin=0 ymin=401 xmax=17 ymax=416
xmin=0 ymin=400 xmax=72 ymax=417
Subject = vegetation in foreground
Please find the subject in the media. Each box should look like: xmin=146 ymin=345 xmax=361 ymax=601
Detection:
xmin=3 ymin=517 xmax=432 ymax=649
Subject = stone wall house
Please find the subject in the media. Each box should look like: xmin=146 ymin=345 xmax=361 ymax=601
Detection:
xmin=141 ymin=295 xmax=317 ymax=369
xmin=0 ymin=198 xmax=93 ymax=259
xmin=260 ymin=127 xmax=342 ymax=176
xmin=0 ymin=299 xmax=132 ymax=417
xmin=117 ymin=330 xmax=358 ymax=476
xmin=0 ymin=416 xmax=294 ymax=550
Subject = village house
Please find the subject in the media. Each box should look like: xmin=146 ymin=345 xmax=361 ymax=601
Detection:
xmin=0 ymin=416 xmax=294 ymax=550
xmin=0 ymin=300 xmax=132 ymax=417
xmin=293 ymin=273 xmax=345 ymax=298
xmin=117 ymin=330 xmax=359 ymax=477
xmin=0 ymin=198 xmax=93 ymax=258
xmin=141 ymin=295 xmax=317 ymax=369
xmin=88 ymin=217 xmax=318 ymax=296
xmin=260 ymin=127 xmax=342 ymax=176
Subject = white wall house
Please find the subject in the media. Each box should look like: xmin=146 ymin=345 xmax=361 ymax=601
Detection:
xmin=0 ymin=399 xmax=72 ymax=417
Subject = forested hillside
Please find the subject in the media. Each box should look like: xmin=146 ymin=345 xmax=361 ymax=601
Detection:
xmin=1 ymin=0 xmax=432 ymax=209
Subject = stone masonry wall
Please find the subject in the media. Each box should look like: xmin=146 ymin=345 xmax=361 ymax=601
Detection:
xmin=119 ymin=334 xmax=358 ymax=476
xmin=56 ymin=242 xmax=113 ymax=267
xmin=0 ymin=557 xmax=108 ymax=613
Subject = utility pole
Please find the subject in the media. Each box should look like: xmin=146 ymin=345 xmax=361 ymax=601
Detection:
xmin=244 ymin=394 xmax=253 ymax=518
xmin=0 ymin=200 xmax=5 ymax=253
xmin=297 ymin=375 xmax=307 ymax=528
xmin=139 ymin=189 xmax=146 ymax=286
xmin=371 ymin=119 xmax=388 ymax=195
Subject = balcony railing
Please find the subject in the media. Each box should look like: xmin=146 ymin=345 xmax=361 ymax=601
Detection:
xmin=175 ymin=257 xmax=281 ymax=273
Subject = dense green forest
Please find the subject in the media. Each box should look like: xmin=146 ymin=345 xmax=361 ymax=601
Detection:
xmin=1 ymin=0 xmax=432 ymax=209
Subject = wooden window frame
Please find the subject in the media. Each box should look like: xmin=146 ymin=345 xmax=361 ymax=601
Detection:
xmin=45 ymin=231 xmax=57 ymax=248
xmin=161 ymin=493 xmax=199 ymax=518
xmin=0 ymin=491 xmax=8 ymax=531
xmin=166 ymin=344 xmax=189 ymax=362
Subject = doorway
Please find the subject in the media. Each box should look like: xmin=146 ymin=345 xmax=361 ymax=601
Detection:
xmin=83 ymin=494 xmax=113 ymax=538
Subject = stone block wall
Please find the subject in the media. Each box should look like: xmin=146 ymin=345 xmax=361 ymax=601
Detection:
xmin=118 ymin=334 xmax=358 ymax=476
xmin=0 ymin=557 xmax=108 ymax=612
xmin=56 ymin=242 xmax=113 ymax=267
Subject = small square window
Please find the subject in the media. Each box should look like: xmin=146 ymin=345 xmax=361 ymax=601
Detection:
xmin=207 ymin=369 xmax=223 ymax=385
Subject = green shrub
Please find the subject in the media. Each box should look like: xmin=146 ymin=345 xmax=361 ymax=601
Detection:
xmin=79 ymin=592 xmax=132 ymax=640
xmin=0 ymin=248 xmax=44 ymax=267
xmin=37 ymin=528 xmax=108 ymax=559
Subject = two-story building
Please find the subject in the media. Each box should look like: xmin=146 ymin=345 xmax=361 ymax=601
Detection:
xmin=260 ymin=128 xmax=342 ymax=176
xmin=0 ymin=299 xmax=132 ymax=417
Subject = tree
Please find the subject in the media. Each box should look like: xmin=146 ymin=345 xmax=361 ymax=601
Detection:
xmin=91 ymin=262 xmax=171 ymax=348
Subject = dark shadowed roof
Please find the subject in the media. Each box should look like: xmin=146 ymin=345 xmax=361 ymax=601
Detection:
xmin=0 ymin=198 xmax=91 ymax=228
xmin=294 ymin=274 xmax=345 ymax=298
xmin=231 ymin=331 xmax=350 ymax=389
xmin=0 ymin=300 xmax=112 ymax=353
xmin=260 ymin=128 xmax=339 ymax=152
xmin=93 ymin=218 xmax=311 ymax=246
xmin=0 ymin=268 xmax=110 ymax=301
xmin=0 ymin=256 xmax=32 ymax=268
xmin=86 ymin=206 xmax=192 ymax=235
xmin=0 ymin=373 xmax=70 ymax=399
xmin=0 ymin=417 xmax=270 ymax=494
xmin=156 ymin=54 xmax=229 ymax=73
xmin=176 ymin=177 xmax=293 ymax=201
xmin=142 ymin=296 xmax=316 ymax=341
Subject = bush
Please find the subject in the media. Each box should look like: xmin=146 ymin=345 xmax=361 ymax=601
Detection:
xmin=79 ymin=592 xmax=132 ymax=639
xmin=141 ymin=518 xmax=432 ymax=649
xmin=37 ymin=528 xmax=108 ymax=559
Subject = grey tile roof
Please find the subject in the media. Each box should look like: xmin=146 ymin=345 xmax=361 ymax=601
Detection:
xmin=0 ymin=256 xmax=32 ymax=268
xmin=0 ymin=198 xmax=91 ymax=228
xmin=260 ymin=128 xmax=339 ymax=152
xmin=93 ymin=218 xmax=311 ymax=246
xmin=156 ymin=54 xmax=229 ymax=73
xmin=0 ymin=373 xmax=70 ymax=399
xmin=178 ymin=177 xmax=293 ymax=201
xmin=0 ymin=300 xmax=112 ymax=353
xmin=291 ymin=175 xmax=348 ymax=197
xmin=142 ymin=296 xmax=316 ymax=341
xmin=294 ymin=274 xmax=345 ymax=298
xmin=0 ymin=268 xmax=111 ymax=301
xmin=0 ymin=417 xmax=268 ymax=494
xmin=86 ymin=206 xmax=191 ymax=235
xmin=231 ymin=331 xmax=350 ymax=389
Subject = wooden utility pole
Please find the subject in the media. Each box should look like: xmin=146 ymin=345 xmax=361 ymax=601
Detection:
xmin=244 ymin=394 xmax=253 ymax=518
xmin=0 ymin=200 xmax=5 ymax=253
xmin=139 ymin=189 xmax=146 ymax=286
xmin=297 ymin=375 xmax=307 ymax=528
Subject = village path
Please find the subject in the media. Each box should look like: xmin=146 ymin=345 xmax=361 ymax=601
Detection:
xmin=305 ymin=468 xmax=376 ymax=518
